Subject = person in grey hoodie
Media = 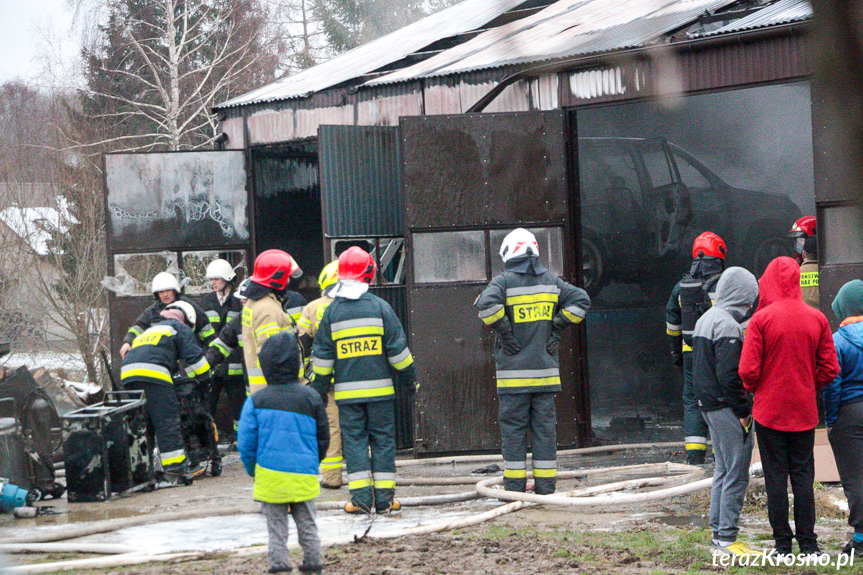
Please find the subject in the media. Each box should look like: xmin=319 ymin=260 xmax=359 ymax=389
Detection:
xmin=691 ymin=267 xmax=760 ymax=557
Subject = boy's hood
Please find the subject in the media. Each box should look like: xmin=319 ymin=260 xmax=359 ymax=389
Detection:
xmin=713 ymin=267 xmax=759 ymax=322
xmin=756 ymin=257 xmax=801 ymax=311
xmin=258 ymin=330 xmax=300 ymax=385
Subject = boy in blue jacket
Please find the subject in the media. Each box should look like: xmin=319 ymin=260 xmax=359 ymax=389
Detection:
xmin=826 ymin=279 xmax=863 ymax=558
xmin=238 ymin=330 xmax=329 ymax=574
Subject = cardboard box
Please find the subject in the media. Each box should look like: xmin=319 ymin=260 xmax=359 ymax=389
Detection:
xmin=751 ymin=428 xmax=840 ymax=483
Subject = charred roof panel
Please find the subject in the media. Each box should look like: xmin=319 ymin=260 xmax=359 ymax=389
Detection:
xmin=367 ymin=0 xmax=738 ymax=86
xmin=697 ymin=0 xmax=811 ymax=37
xmin=214 ymin=0 xmax=530 ymax=109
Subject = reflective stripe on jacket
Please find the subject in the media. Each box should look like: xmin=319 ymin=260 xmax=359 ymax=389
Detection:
xmin=311 ymin=292 xmax=414 ymax=405
xmin=123 ymin=296 xmax=215 ymax=347
xmin=121 ymin=319 xmax=210 ymax=386
xmin=242 ymin=293 xmax=297 ymax=388
xmin=475 ymin=266 xmax=590 ymax=394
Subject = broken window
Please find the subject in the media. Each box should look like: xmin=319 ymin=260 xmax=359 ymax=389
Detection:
xmin=181 ymin=250 xmax=246 ymax=295
xmin=489 ymin=227 xmax=564 ymax=278
xmin=104 ymin=252 xmax=177 ymax=297
xmin=413 ymin=230 xmax=486 ymax=284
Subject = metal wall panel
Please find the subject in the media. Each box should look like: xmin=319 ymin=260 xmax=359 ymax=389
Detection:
xmin=105 ymin=151 xmax=250 ymax=251
xmin=402 ymin=111 xmax=584 ymax=454
xmin=401 ymin=112 xmax=569 ymax=228
xmin=319 ymin=125 xmax=403 ymax=237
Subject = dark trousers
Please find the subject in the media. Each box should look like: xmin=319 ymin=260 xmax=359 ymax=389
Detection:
xmin=499 ymin=392 xmax=558 ymax=495
xmin=125 ymin=380 xmax=187 ymax=473
xmin=828 ymin=401 xmax=863 ymax=533
xmin=683 ymin=352 xmax=709 ymax=463
xmin=207 ymin=374 xmax=247 ymax=432
xmin=755 ymin=421 xmax=817 ymax=548
xmin=339 ymin=400 xmax=396 ymax=512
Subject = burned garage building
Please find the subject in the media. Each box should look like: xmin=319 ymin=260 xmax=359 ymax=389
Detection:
xmin=105 ymin=0 xmax=849 ymax=455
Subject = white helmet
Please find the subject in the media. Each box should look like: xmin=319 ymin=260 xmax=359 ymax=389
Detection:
xmin=499 ymin=228 xmax=539 ymax=262
xmin=151 ymin=272 xmax=181 ymax=294
xmin=234 ymin=278 xmax=251 ymax=300
xmin=165 ymin=301 xmax=196 ymax=326
xmin=206 ymin=258 xmax=236 ymax=281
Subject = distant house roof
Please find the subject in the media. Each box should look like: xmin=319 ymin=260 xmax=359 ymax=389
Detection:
xmin=216 ymin=0 xmax=813 ymax=109
xmin=0 ymin=197 xmax=74 ymax=256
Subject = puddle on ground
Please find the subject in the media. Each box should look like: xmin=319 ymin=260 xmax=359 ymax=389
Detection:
xmin=72 ymin=505 xmax=477 ymax=554
xmin=653 ymin=514 xmax=709 ymax=528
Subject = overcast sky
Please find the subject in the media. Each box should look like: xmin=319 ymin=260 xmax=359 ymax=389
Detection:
xmin=0 ymin=0 xmax=77 ymax=84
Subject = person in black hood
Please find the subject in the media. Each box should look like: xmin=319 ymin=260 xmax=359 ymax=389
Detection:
xmin=665 ymin=232 xmax=727 ymax=464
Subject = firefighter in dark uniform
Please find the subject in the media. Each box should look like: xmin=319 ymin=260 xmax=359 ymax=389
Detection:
xmin=120 ymin=272 xmax=214 ymax=360
xmin=475 ymin=228 xmax=590 ymax=495
xmin=665 ymin=232 xmax=727 ymax=465
xmin=310 ymin=247 xmax=416 ymax=514
xmin=206 ymin=278 xmax=250 ymax=389
xmin=121 ymin=300 xmax=211 ymax=478
xmin=199 ymin=259 xmax=245 ymax=436
xmin=789 ymin=216 xmax=819 ymax=309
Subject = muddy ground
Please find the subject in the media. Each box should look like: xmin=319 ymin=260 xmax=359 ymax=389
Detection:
xmin=4 ymin=447 xmax=863 ymax=574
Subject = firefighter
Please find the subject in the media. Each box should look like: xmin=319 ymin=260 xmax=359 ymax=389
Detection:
xmin=120 ymin=300 xmax=211 ymax=480
xmin=199 ymin=259 xmax=246 ymax=438
xmin=310 ymin=247 xmax=416 ymax=514
xmin=119 ymin=272 xmax=214 ymax=359
xmin=243 ymin=250 xmax=303 ymax=395
xmin=789 ymin=216 xmax=819 ymax=309
xmin=666 ymin=231 xmax=727 ymax=465
xmin=298 ymin=260 xmax=343 ymax=489
xmin=475 ymin=228 xmax=590 ymax=495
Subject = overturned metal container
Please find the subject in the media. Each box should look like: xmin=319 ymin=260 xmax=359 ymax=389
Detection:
xmin=62 ymin=390 xmax=153 ymax=502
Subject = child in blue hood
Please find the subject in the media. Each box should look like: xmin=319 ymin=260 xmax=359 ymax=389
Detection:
xmin=826 ymin=279 xmax=863 ymax=558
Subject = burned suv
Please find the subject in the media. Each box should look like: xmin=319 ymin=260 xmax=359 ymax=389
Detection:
xmin=578 ymin=137 xmax=801 ymax=298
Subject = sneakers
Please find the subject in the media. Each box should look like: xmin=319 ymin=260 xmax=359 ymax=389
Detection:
xmin=298 ymin=563 xmax=323 ymax=574
xmin=842 ymin=538 xmax=863 ymax=557
xmin=267 ymin=565 xmax=292 ymax=573
xmin=344 ymin=501 xmax=370 ymax=514
xmin=712 ymin=540 xmax=763 ymax=557
xmin=799 ymin=543 xmax=825 ymax=557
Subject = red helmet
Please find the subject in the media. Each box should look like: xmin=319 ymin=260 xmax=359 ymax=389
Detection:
xmin=788 ymin=216 xmax=816 ymax=238
xmin=692 ymin=231 xmax=727 ymax=260
xmin=338 ymin=247 xmax=376 ymax=284
xmin=250 ymin=249 xmax=301 ymax=290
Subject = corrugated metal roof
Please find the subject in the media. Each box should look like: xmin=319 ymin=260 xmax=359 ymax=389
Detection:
xmin=368 ymin=0 xmax=737 ymax=86
xmin=214 ymin=0 xmax=529 ymax=108
xmin=697 ymin=0 xmax=811 ymax=37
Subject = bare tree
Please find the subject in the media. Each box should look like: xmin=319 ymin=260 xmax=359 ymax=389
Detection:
xmin=78 ymin=0 xmax=279 ymax=152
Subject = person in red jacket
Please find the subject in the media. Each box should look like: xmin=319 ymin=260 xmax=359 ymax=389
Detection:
xmin=739 ymin=256 xmax=840 ymax=557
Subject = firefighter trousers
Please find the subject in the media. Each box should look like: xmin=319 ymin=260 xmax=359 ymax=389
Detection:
xmin=125 ymin=380 xmax=187 ymax=473
xmin=320 ymin=391 xmax=343 ymax=487
xmin=499 ymin=392 xmax=557 ymax=495
xmin=207 ymin=374 xmax=247 ymax=436
xmin=683 ymin=352 xmax=709 ymax=464
xmin=339 ymin=399 xmax=396 ymax=512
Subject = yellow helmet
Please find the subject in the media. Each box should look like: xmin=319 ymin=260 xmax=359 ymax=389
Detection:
xmin=318 ymin=260 xmax=339 ymax=291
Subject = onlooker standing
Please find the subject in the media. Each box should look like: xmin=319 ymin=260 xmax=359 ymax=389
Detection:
xmin=692 ymin=267 xmax=759 ymax=557
xmin=826 ymin=279 xmax=863 ymax=557
xmin=739 ymin=257 xmax=840 ymax=556
xmin=237 ymin=330 xmax=329 ymax=574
